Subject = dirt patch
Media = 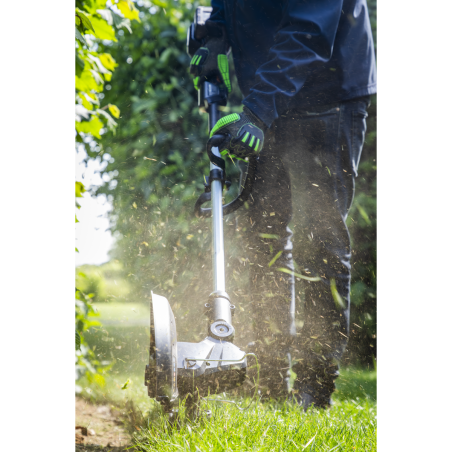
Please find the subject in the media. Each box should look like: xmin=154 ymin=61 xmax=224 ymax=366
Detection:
xmin=75 ymin=397 xmax=132 ymax=451
xmin=76 ymin=446 xmax=128 ymax=452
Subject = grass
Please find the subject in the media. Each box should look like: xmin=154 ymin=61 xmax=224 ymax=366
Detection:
xmin=78 ymin=369 xmax=152 ymax=415
xmin=78 ymin=304 xmax=376 ymax=451
xmin=133 ymin=398 xmax=376 ymax=451
xmin=91 ymin=301 xmax=149 ymax=325
xmin=78 ymin=366 xmax=376 ymax=451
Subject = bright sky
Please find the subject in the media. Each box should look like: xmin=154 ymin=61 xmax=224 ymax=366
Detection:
xmin=75 ymin=145 xmax=114 ymax=267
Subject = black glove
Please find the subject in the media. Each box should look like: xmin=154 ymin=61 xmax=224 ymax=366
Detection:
xmin=189 ymin=20 xmax=231 ymax=93
xmin=209 ymin=107 xmax=266 ymax=161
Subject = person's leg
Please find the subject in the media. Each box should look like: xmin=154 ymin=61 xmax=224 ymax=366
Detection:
xmin=275 ymin=97 xmax=370 ymax=407
xmin=236 ymin=131 xmax=296 ymax=398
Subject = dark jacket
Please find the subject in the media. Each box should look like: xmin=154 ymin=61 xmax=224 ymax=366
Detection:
xmin=210 ymin=0 xmax=377 ymax=127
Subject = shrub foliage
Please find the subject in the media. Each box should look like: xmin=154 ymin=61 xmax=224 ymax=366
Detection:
xmin=94 ymin=0 xmax=377 ymax=363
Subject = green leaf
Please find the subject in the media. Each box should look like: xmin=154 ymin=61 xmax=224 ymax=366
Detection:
xmin=96 ymin=8 xmax=114 ymax=26
xmin=121 ymin=379 xmax=130 ymax=390
xmin=152 ymin=0 xmax=168 ymax=7
xmin=97 ymin=109 xmax=117 ymax=131
xmin=75 ymin=28 xmax=87 ymax=47
xmin=77 ymin=11 xmax=95 ymax=33
xmin=108 ymin=104 xmax=120 ymax=118
xmin=76 ymin=331 xmax=81 ymax=351
xmin=76 ymin=115 xmax=103 ymax=139
xmin=87 ymin=54 xmax=110 ymax=75
xmin=76 ymin=66 xmax=103 ymax=93
xmin=84 ymin=91 xmax=99 ymax=104
xmin=90 ymin=69 xmax=104 ymax=86
xmin=117 ymin=1 xmax=140 ymax=22
xmin=160 ymin=48 xmax=176 ymax=64
xmin=80 ymin=94 xmax=93 ymax=111
xmin=98 ymin=53 xmax=118 ymax=71
xmin=90 ymin=16 xmax=117 ymax=41
xmin=76 ymin=52 xmax=85 ymax=77
xmin=112 ymin=11 xmax=132 ymax=33
xmin=75 ymin=105 xmax=91 ymax=122
xmin=76 ymin=181 xmax=86 ymax=198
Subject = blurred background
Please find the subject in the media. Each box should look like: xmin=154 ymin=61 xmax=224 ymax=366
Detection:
xmin=75 ymin=0 xmax=376 ymax=413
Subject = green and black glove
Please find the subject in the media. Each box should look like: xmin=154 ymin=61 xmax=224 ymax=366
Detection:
xmin=209 ymin=106 xmax=266 ymax=160
xmin=189 ymin=20 xmax=231 ymax=93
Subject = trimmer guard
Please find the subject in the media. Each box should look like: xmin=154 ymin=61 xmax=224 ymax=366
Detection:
xmin=145 ymin=293 xmax=179 ymax=406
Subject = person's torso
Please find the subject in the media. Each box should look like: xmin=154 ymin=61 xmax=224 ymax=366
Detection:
xmin=222 ymin=0 xmax=376 ymax=106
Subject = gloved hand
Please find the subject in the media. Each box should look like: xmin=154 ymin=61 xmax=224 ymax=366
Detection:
xmin=189 ymin=20 xmax=231 ymax=93
xmin=209 ymin=106 xmax=266 ymax=160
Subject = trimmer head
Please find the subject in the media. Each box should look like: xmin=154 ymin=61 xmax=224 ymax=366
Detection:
xmin=145 ymin=292 xmax=247 ymax=411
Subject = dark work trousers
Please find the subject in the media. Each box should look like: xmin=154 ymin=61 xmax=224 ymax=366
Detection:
xmin=237 ymin=97 xmax=370 ymax=397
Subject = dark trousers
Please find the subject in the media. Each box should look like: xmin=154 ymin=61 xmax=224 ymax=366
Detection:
xmin=238 ymin=97 xmax=370 ymax=388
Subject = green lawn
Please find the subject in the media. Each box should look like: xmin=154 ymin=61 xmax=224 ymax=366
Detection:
xmin=91 ymin=301 xmax=149 ymax=325
xmin=134 ymin=398 xmax=376 ymax=451
xmin=78 ymin=365 xmax=376 ymax=451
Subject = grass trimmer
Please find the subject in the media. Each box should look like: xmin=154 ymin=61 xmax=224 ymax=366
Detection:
xmin=144 ymin=7 xmax=258 ymax=419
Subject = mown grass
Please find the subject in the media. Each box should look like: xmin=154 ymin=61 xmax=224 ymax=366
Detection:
xmin=78 ymin=366 xmax=376 ymax=451
xmin=133 ymin=397 xmax=376 ymax=451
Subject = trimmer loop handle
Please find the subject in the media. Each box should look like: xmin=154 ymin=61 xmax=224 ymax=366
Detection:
xmin=194 ymin=135 xmax=258 ymax=218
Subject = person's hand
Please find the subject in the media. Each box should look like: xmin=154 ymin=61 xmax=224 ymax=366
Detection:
xmin=208 ymin=107 xmax=266 ymax=160
xmin=189 ymin=21 xmax=231 ymax=93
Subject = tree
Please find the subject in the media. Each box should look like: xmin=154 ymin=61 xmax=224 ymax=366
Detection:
xmin=75 ymin=0 xmax=140 ymax=384
xmin=75 ymin=0 xmax=141 ymax=143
